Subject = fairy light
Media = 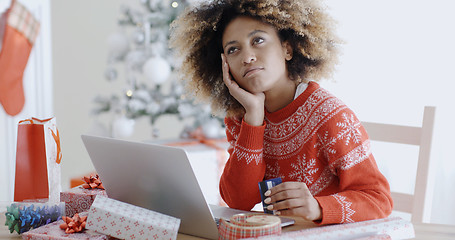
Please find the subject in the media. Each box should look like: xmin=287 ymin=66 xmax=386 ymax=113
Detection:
xmin=171 ymin=1 xmax=179 ymax=8
xmin=126 ymin=90 xmax=133 ymax=97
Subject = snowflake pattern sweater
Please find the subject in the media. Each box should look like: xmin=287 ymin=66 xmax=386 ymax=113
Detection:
xmin=219 ymin=81 xmax=393 ymax=225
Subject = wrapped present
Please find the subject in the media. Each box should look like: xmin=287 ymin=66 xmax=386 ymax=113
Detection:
xmin=22 ymin=212 xmax=109 ymax=240
xmin=218 ymin=214 xmax=281 ymax=240
xmin=86 ymin=196 xmax=180 ymax=240
xmin=60 ymin=186 xmax=107 ymax=218
xmin=251 ymin=217 xmax=414 ymax=240
xmin=3 ymin=202 xmax=64 ymax=234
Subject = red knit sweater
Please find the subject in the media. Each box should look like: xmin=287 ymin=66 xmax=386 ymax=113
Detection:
xmin=219 ymin=81 xmax=393 ymax=225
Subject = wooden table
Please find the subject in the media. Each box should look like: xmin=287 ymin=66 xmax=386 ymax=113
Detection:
xmin=1 ymin=212 xmax=455 ymax=239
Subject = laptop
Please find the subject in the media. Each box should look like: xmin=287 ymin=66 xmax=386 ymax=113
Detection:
xmin=81 ymin=135 xmax=294 ymax=239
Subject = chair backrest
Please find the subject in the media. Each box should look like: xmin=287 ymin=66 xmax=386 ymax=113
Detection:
xmin=361 ymin=106 xmax=436 ymax=223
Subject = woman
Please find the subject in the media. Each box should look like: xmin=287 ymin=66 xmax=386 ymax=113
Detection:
xmin=170 ymin=0 xmax=392 ymax=225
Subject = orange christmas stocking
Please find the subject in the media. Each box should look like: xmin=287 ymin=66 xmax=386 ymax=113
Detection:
xmin=0 ymin=0 xmax=40 ymax=116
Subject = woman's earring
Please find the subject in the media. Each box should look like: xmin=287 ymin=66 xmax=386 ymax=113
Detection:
xmin=286 ymin=53 xmax=292 ymax=61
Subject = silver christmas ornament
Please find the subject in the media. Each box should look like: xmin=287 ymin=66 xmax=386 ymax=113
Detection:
xmin=132 ymin=29 xmax=145 ymax=45
xmin=104 ymin=67 xmax=118 ymax=81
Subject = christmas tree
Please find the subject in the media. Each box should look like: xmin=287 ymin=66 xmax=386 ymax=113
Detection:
xmin=92 ymin=0 xmax=224 ymax=139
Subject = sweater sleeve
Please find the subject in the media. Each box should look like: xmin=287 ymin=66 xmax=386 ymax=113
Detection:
xmin=314 ymin=109 xmax=393 ymax=225
xmin=219 ymin=117 xmax=267 ymax=210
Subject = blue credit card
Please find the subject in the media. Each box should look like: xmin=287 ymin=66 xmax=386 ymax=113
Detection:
xmin=258 ymin=177 xmax=282 ymax=214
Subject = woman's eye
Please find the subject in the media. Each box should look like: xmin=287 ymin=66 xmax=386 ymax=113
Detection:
xmin=227 ymin=47 xmax=238 ymax=54
xmin=253 ymin=37 xmax=264 ymax=45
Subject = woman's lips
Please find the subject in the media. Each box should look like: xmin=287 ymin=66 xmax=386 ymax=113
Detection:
xmin=243 ymin=67 xmax=264 ymax=77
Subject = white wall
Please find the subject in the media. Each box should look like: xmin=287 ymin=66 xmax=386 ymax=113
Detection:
xmin=49 ymin=0 xmax=455 ymax=225
xmin=51 ymin=0 xmax=185 ymax=191
xmin=324 ymin=0 xmax=455 ymax=224
xmin=51 ymin=0 xmax=121 ymax=191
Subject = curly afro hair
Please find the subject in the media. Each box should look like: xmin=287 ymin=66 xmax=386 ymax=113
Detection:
xmin=170 ymin=0 xmax=341 ymax=117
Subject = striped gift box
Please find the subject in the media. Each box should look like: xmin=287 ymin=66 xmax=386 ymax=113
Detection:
xmin=7 ymin=0 xmax=40 ymax=45
xmin=218 ymin=214 xmax=282 ymax=240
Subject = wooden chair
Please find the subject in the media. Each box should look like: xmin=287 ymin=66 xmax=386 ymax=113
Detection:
xmin=361 ymin=106 xmax=436 ymax=223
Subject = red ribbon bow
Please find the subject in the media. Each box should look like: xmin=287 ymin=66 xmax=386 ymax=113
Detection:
xmin=82 ymin=174 xmax=105 ymax=190
xmin=59 ymin=213 xmax=87 ymax=234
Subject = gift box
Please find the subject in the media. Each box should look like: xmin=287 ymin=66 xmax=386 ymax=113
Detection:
xmin=251 ymin=217 xmax=415 ymax=240
xmin=60 ymin=186 xmax=107 ymax=218
xmin=3 ymin=202 xmax=65 ymax=234
xmin=86 ymin=196 xmax=180 ymax=240
xmin=22 ymin=212 xmax=109 ymax=240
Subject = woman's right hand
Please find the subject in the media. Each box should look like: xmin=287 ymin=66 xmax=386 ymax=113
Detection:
xmin=221 ymin=54 xmax=265 ymax=126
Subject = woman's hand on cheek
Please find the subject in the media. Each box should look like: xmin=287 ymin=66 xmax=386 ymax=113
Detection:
xmin=221 ymin=54 xmax=265 ymax=126
xmin=264 ymin=182 xmax=322 ymax=221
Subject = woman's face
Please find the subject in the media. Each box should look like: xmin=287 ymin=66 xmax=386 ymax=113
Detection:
xmin=222 ymin=16 xmax=292 ymax=94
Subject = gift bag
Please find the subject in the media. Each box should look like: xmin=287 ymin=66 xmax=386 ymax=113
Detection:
xmin=14 ymin=117 xmax=62 ymax=202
